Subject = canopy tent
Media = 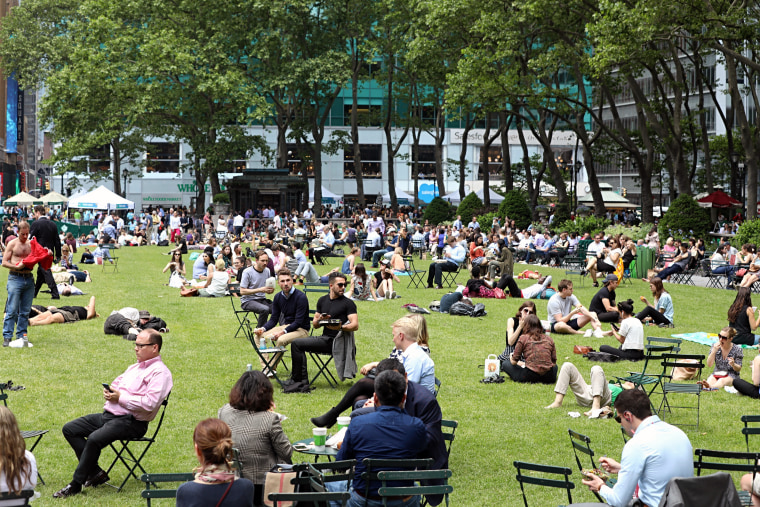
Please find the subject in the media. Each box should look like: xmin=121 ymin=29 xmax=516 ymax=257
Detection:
xmin=697 ymin=190 xmax=741 ymax=209
xmin=67 ymin=185 xmax=135 ymax=210
xmin=443 ymin=188 xmax=505 ymax=205
xmin=308 ymin=185 xmax=342 ymax=204
xmin=577 ymin=191 xmax=637 ymax=209
xmin=382 ymin=187 xmax=414 ymax=205
xmin=3 ymin=192 xmax=41 ymax=206
xmin=41 ymin=191 xmax=69 ymax=205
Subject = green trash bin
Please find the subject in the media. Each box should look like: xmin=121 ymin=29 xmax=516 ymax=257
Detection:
xmin=635 ymin=246 xmax=656 ymax=278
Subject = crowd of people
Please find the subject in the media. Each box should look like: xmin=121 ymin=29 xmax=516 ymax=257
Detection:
xmin=6 ymin=200 xmax=760 ymax=506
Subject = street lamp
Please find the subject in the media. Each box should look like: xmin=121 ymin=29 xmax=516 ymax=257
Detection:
xmin=573 ymin=160 xmax=583 ymax=213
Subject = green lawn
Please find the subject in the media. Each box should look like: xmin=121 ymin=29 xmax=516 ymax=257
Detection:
xmin=0 ymin=247 xmax=755 ymax=506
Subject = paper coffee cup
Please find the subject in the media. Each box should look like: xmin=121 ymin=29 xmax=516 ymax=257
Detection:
xmin=337 ymin=416 xmax=351 ymax=430
xmin=313 ymin=427 xmax=327 ymax=451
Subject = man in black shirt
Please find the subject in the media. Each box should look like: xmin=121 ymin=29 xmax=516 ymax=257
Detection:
xmin=589 ymin=273 xmax=620 ymax=323
xmin=30 ymin=296 xmax=98 ymax=325
xmin=286 ymin=272 xmax=358 ymax=384
xmin=30 ymin=205 xmax=62 ymax=299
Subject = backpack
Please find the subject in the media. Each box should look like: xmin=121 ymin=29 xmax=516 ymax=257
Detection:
xmin=449 ymin=302 xmax=474 ymax=316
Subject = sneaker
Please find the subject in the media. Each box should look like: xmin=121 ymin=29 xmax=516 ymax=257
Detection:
xmin=593 ymin=329 xmax=605 ymax=338
xmin=583 ymin=329 xmax=593 ymax=338
xmin=9 ymin=339 xmax=32 ymax=348
xmin=389 ymin=291 xmax=396 ymax=299
xmin=2 ymin=338 xmax=9 ymax=347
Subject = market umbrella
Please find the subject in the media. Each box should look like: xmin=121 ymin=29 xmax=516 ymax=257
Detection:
xmin=697 ymin=190 xmax=741 ymax=208
xmin=4 ymin=191 xmax=41 ymax=206
xmin=41 ymin=191 xmax=69 ymax=205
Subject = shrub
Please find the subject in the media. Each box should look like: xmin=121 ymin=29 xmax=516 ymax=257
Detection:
xmin=658 ymin=194 xmax=711 ymax=242
xmin=604 ymin=223 xmax=654 ymax=241
xmin=456 ymin=192 xmax=484 ymax=225
xmin=734 ymin=219 xmax=760 ymax=249
xmin=499 ymin=190 xmax=532 ymax=230
xmin=477 ymin=212 xmax=500 ymax=232
xmin=213 ymin=192 xmax=230 ymax=204
xmin=423 ymin=197 xmax=454 ymax=225
xmin=557 ymin=216 xmax=611 ymax=237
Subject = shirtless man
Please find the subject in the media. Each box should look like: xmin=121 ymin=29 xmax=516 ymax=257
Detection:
xmin=30 ymin=296 xmax=99 ymax=326
xmin=2 ymin=221 xmax=34 ymax=347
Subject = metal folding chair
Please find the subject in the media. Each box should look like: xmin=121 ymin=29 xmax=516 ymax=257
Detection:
xmin=513 ymin=461 xmax=575 ymax=507
xmin=403 ymin=255 xmax=426 ymax=289
xmin=106 ymin=393 xmax=171 ymax=492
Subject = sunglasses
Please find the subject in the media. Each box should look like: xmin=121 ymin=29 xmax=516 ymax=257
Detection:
xmin=614 ymin=410 xmax=628 ymax=423
xmin=335 ymin=283 xmax=346 ymax=288
xmin=719 ymin=334 xmax=730 ymax=340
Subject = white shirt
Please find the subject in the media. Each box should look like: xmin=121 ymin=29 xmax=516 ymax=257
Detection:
xmin=587 ymin=240 xmax=605 ymax=258
xmin=600 ymin=416 xmax=692 ymax=507
xmin=0 ymin=450 xmax=37 ymax=505
xmin=233 ymin=214 xmax=244 ymax=227
xmin=619 ymin=316 xmax=644 ymax=351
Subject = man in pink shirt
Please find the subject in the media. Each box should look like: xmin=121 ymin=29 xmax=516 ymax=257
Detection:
xmin=53 ymin=329 xmax=173 ymax=498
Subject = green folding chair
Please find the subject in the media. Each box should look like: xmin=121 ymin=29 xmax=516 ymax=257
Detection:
xmin=513 ymin=461 xmax=575 ymax=507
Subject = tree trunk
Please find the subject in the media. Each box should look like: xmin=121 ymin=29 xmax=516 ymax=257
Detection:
xmin=350 ymin=47 xmax=365 ymax=208
xmin=111 ymin=137 xmax=122 ymax=196
xmin=434 ymin=100 xmax=446 ymax=197
xmin=459 ymin=113 xmax=475 ymax=200
xmin=499 ymin=111 xmax=513 ymax=192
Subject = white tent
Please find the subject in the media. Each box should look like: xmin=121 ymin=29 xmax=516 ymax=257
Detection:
xmin=67 ymin=185 xmax=135 ymax=210
xmin=443 ymin=188 xmax=504 ymax=205
xmin=3 ymin=192 xmax=41 ymax=206
xmin=382 ymin=187 xmax=414 ymax=204
xmin=308 ymin=185 xmax=342 ymax=204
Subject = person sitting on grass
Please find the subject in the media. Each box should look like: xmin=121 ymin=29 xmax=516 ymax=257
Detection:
xmin=547 ymin=279 xmax=604 ymax=337
xmin=498 ymin=301 xmax=535 ymax=366
xmin=545 ymin=363 xmax=621 ymax=417
xmin=728 ymin=287 xmax=760 ymax=346
xmin=30 ymin=296 xmax=99 ymax=326
xmin=501 ymin=314 xmax=557 ymax=384
xmin=372 ymin=260 xmax=400 ymax=300
xmin=348 ymin=263 xmax=377 ymax=301
xmin=462 ymin=265 xmax=495 ymax=298
xmin=636 ymin=277 xmax=674 ymax=327
xmin=599 ymin=299 xmax=644 ymax=360
xmin=589 ymin=274 xmax=620 ymax=324
xmin=699 ymin=327 xmax=742 ymax=389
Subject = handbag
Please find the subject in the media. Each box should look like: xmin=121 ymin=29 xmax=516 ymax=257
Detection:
xmin=573 ymin=345 xmax=595 ymax=355
xmin=263 ymin=464 xmax=298 ymax=507
xmin=180 ymin=287 xmax=198 ymax=297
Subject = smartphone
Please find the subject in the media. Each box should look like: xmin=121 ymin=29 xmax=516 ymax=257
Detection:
xmin=611 ymin=323 xmax=620 ymax=332
xmin=102 ymin=383 xmax=113 ymax=392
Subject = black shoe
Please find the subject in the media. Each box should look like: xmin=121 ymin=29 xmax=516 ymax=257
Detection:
xmin=311 ymin=414 xmax=336 ymax=428
xmin=51 ymin=296 xmax=60 ymax=300
xmin=281 ymin=378 xmax=297 ymax=387
xmin=592 ymin=282 xmax=599 ymax=288
xmin=84 ymin=469 xmax=110 ymax=488
xmin=426 ymin=285 xmax=434 ymax=289
xmin=53 ymin=483 xmax=82 ymax=498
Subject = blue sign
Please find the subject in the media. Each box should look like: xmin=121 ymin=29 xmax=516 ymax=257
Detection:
xmin=418 ymin=183 xmax=439 ymax=204
xmin=6 ymin=74 xmax=17 ymax=154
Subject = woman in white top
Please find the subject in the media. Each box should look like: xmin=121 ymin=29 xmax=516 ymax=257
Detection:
xmin=599 ymin=299 xmax=644 ymax=360
xmin=585 ymin=237 xmax=622 ymax=287
xmin=0 ymin=406 xmax=37 ymax=505
xmin=194 ymin=258 xmax=229 ymax=297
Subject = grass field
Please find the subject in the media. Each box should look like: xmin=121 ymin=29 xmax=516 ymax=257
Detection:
xmin=0 ymin=246 xmax=756 ymax=506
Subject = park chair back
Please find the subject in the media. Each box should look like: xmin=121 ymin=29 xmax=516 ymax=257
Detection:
xmin=742 ymin=415 xmax=760 ymax=453
xmin=361 ymin=458 xmax=432 ymax=504
xmin=658 ymin=354 xmax=705 ymax=428
xmin=694 ymin=448 xmax=760 ymax=506
xmin=441 ymin=419 xmax=458 ymax=458
xmin=403 ymin=255 xmax=426 ymax=289
xmin=377 ymin=469 xmax=453 ymax=507
xmin=615 ymin=344 xmax=675 ymax=411
xmin=568 ymin=429 xmax=615 ymax=502
xmin=0 ymin=490 xmax=35 ymax=505
xmin=513 ymin=461 xmax=574 ymax=507
xmin=228 ymin=282 xmax=256 ymax=339
xmin=140 ymin=473 xmax=195 ymax=506
xmin=106 ymin=392 xmax=171 ymax=491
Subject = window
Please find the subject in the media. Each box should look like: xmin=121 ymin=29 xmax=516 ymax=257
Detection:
xmin=343 ymin=104 xmax=382 ymax=126
xmin=285 ymin=143 xmax=314 ymax=177
xmin=344 ymin=144 xmax=382 ymax=179
xmin=146 ymin=142 xmax=180 ymax=173
xmin=478 ymin=146 xmax=503 ymax=179
xmin=88 ymin=144 xmax=110 ymax=174
xmin=225 ymin=150 xmax=248 ymax=173
xmin=411 ymin=145 xmax=436 ymax=179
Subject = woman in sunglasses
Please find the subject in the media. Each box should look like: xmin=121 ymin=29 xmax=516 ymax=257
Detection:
xmin=700 ymin=327 xmax=742 ymax=389
xmin=497 ymin=301 xmax=536 ymax=366
xmin=502 ymin=314 xmax=557 ymax=384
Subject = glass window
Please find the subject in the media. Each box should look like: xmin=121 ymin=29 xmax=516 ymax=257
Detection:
xmin=146 ymin=142 xmax=180 ymax=173
xmin=478 ymin=146 xmax=503 ymax=179
xmin=225 ymin=150 xmax=248 ymax=173
xmin=88 ymin=144 xmax=110 ymax=174
xmin=411 ymin=145 xmax=436 ymax=179
xmin=344 ymin=144 xmax=382 ymax=179
xmin=343 ymin=105 xmax=382 ymax=127
xmin=285 ymin=143 xmax=314 ymax=177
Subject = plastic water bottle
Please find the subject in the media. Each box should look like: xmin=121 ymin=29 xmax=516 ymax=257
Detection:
xmin=22 ymin=334 xmax=28 ymax=347
xmin=246 ymin=364 xmax=253 ymax=371
xmin=259 ymin=338 xmax=266 ymax=350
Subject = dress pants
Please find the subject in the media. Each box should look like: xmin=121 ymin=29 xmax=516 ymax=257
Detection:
xmin=426 ymin=261 xmax=457 ymax=286
xmin=34 ymin=265 xmax=59 ymax=298
xmin=241 ymin=298 xmax=272 ymax=327
xmin=62 ymin=411 xmax=148 ymax=485
xmin=291 ymin=335 xmax=333 ymax=382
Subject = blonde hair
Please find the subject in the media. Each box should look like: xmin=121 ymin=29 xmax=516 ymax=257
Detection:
xmin=0 ymin=407 xmax=30 ymax=495
xmin=393 ymin=314 xmax=429 ymax=347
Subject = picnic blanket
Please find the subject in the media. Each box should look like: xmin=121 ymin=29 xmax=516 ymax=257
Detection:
xmin=672 ymin=332 xmax=759 ymax=349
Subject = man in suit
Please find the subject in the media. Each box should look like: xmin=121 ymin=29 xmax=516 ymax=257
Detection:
xmin=30 ymin=205 xmax=61 ymax=299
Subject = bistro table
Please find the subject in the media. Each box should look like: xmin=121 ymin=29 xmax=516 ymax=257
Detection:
xmin=293 ymin=437 xmax=339 ymax=462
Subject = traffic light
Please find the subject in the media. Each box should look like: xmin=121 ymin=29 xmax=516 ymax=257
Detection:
xmin=45 ymin=181 xmax=50 ymax=190
xmin=621 ymin=187 xmax=627 ymax=197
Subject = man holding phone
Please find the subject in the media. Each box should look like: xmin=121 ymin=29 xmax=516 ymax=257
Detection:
xmin=53 ymin=329 xmax=173 ymax=498
xmin=285 ymin=272 xmax=358 ymax=386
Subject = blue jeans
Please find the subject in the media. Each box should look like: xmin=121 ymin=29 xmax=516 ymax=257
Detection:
xmin=3 ymin=273 xmax=35 ymax=340
xmin=325 ymin=482 xmax=420 ymax=507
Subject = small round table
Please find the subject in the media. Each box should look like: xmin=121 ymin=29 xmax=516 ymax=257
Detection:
xmin=293 ymin=437 xmax=339 ymax=462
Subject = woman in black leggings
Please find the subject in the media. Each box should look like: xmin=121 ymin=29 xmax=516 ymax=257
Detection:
xmin=732 ymin=355 xmax=760 ymax=399
xmin=599 ymin=300 xmax=645 ymax=360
